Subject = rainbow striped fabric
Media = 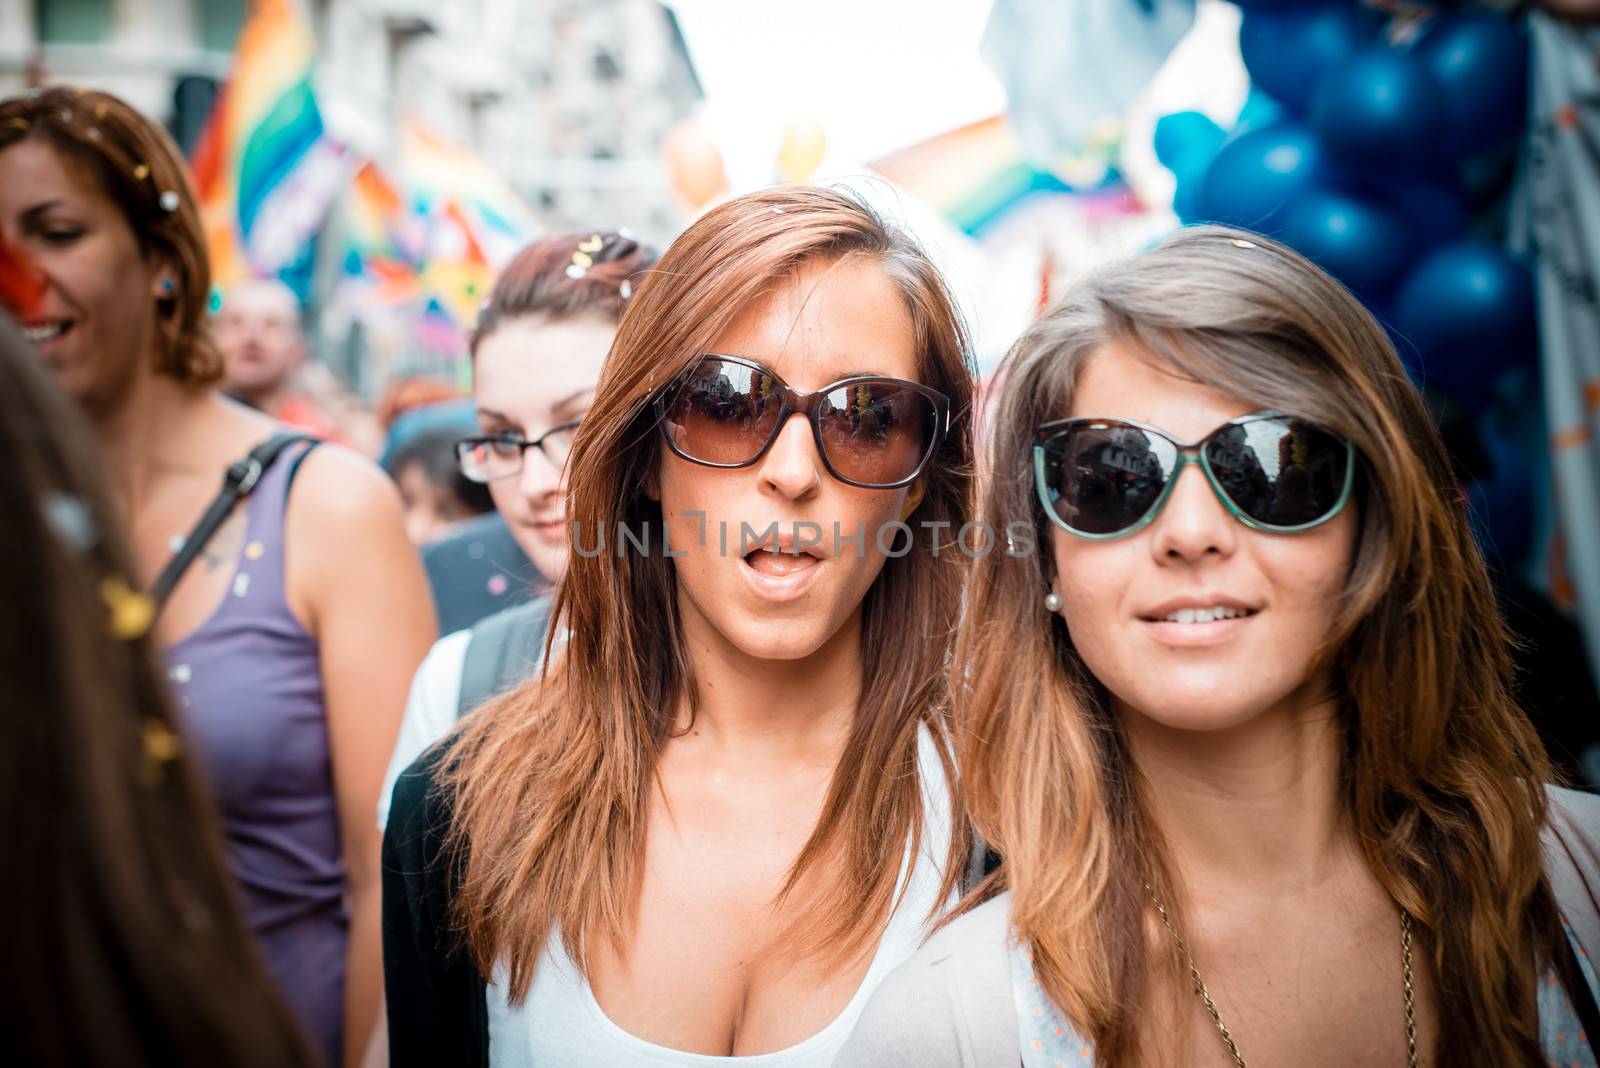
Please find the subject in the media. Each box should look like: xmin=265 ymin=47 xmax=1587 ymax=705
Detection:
xmin=338 ymin=161 xmax=425 ymax=308
xmin=193 ymin=0 xmax=347 ymax=298
xmin=399 ymin=120 xmax=536 ymax=330
xmin=335 ymin=122 xmax=535 ymax=350
xmin=870 ymin=115 xmax=1130 ymax=238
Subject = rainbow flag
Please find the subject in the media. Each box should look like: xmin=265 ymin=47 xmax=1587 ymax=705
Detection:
xmin=398 ymin=120 xmax=535 ymax=328
xmin=337 ymin=160 xmax=425 ymax=308
xmin=192 ymin=0 xmax=348 ymax=298
xmin=870 ymin=115 xmax=1131 ymax=238
xmin=330 ymin=123 xmax=535 ymax=359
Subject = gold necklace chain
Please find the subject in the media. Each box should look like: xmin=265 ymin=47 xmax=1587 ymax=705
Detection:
xmin=1148 ymin=892 xmax=1419 ymax=1068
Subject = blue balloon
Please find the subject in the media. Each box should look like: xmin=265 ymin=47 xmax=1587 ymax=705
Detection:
xmin=1280 ymin=190 xmax=1416 ymax=299
xmin=1465 ymin=425 xmax=1534 ymax=565
xmin=1199 ymin=124 xmax=1330 ymax=233
xmin=1416 ymin=12 xmax=1529 ymax=157
xmin=1235 ymin=88 xmax=1287 ymax=133
xmin=1336 ymin=168 xmax=1469 ymax=247
xmin=1154 ymin=111 xmax=1226 ymax=171
xmin=1310 ymin=49 xmax=1448 ymax=169
xmin=1377 ymin=177 xmax=1468 ymax=248
xmin=1171 ymin=158 xmax=1211 ymax=224
xmin=1240 ymin=3 xmax=1367 ymax=114
xmin=1392 ymin=241 xmax=1536 ymax=404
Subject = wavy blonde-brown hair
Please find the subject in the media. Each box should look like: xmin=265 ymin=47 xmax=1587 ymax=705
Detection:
xmin=444 ymin=185 xmax=976 ymax=999
xmin=958 ymin=225 xmax=1558 ymax=1065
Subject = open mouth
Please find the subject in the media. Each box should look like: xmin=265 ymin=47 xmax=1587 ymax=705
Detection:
xmin=742 ymin=544 xmax=823 ymax=577
xmin=738 ymin=529 xmax=829 ymax=591
xmin=21 ymin=320 xmax=73 ymax=346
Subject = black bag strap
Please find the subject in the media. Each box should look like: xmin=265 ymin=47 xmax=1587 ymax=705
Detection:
xmin=457 ymin=596 xmax=553 ymax=719
xmin=149 ymin=430 xmax=314 ymax=610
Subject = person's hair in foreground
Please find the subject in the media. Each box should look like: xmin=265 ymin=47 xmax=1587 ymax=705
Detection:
xmin=960 ymin=226 xmax=1559 ymax=1063
xmin=443 ymin=185 xmax=976 ymax=1000
xmin=0 ymin=319 xmax=317 ymax=1068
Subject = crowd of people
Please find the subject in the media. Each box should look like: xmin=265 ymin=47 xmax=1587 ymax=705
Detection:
xmin=4 ymin=84 xmax=1600 ymax=1068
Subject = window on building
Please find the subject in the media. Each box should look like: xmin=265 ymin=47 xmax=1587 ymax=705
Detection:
xmin=35 ymin=0 xmax=111 ymax=43
xmin=198 ymin=0 xmax=248 ymax=52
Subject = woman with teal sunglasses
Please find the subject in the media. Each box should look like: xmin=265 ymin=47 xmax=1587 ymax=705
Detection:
xmin=840 ymin=226 xmax=1600 ymax=1067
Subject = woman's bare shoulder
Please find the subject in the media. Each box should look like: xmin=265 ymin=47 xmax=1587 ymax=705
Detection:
xmin=835 ymin=893 xmax=1018 ymax=1067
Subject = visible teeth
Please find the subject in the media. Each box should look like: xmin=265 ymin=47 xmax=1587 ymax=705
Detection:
xmin=1161 ymin=606 xmax=1250 ymax=624
xmin=22 ymin=322 xmax=65 ymax=343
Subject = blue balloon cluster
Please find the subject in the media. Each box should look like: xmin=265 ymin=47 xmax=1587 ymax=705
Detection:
xmin=1153 ymin=1 xmax=1540 ymax=565
xmin=1156 ymin=4 xmax=1534 ymax=412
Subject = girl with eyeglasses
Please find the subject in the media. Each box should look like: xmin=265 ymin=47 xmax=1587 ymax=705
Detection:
xmin=839 ymin=226 xmax=1600 ymax=1067
xmin=381 ymin=185 xmax=977 ymax=1066
xmin=376 ymin=232 xmax=658 ymax=832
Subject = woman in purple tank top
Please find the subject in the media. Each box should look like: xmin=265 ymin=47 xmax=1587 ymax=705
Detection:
xmin=0 ymin=89 xmax=438 ymax=1067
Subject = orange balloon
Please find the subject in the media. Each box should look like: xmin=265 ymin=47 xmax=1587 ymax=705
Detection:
xmin=777 ymin=119 xmax=827 ymax=183
xmin=663 ymin=119 xmax=727 ymax=211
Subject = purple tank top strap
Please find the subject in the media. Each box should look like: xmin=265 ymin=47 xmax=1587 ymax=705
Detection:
xmin=231 ymin=439 xmax=318 ymax=633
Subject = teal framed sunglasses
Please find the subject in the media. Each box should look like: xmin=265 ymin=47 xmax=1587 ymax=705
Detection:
xmin=1033 ymin=412 xmax=1356 ymax=540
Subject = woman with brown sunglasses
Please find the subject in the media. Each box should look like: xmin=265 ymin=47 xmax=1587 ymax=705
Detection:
xmin=381 ymin=185 xmax=977 ymax=1066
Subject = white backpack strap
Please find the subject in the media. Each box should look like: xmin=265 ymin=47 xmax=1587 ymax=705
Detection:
xmin=1545 ymin=787 xmax=1600 ymax=962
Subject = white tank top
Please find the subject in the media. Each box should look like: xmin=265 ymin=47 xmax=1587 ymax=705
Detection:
xmin=484 ymin=726 xmax=955 ymax=1066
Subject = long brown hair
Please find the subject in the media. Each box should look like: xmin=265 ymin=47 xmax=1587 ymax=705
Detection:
xmin=0 ymin=318 xmax=318 ymax=1067
xmin=444 ymin=185 xmax=976 ymax=999
xmin=959 ymin=225 xmax=1558 ymax=1065
xmin=0 ymin=87 xmax=222 ymax=386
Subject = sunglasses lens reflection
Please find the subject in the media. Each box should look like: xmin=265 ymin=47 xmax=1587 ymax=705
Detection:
xmin=1041 ymin=424 xmax=1175 ymax=535
xmin=817 ymin=382 xmax=938 ymax=486
xmin=662 ymin=359 xmax=784 ymax=466
xmin=1204 ymin=419 xmax=1349 ymax=529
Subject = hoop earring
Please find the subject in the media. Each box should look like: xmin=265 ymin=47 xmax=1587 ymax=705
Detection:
xmin=1044 ymin=590 xmax=1063 ymax=613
